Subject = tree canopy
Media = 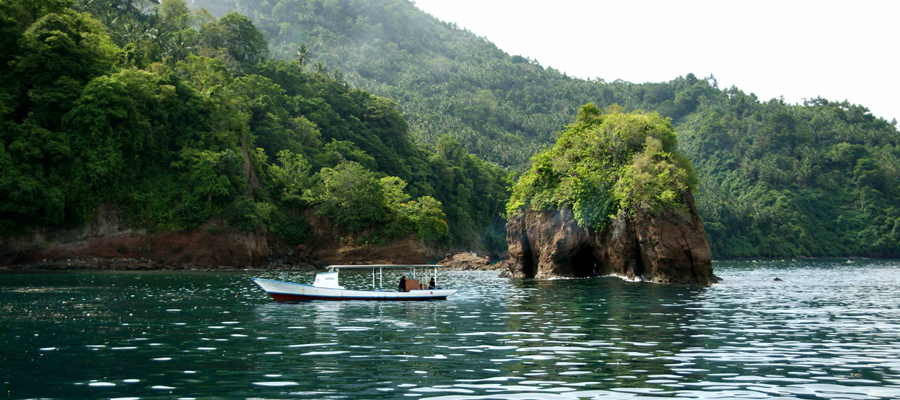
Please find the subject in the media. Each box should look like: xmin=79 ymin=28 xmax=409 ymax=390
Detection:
xmin=0 ymin=0 xmax=509 ymax=252
xmin=508 ymin=104 xmax=698 ymax=232
xmin=5 ymin=0 xmax=899 ymax=258
xmin=188 ymin=0 xmax=900 ymax=258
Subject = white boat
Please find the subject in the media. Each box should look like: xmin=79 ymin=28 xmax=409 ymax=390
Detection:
xmin=253 ymin=264 xmax=457 ymax=301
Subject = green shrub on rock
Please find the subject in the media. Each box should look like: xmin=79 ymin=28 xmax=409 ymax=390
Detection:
xmin=508 ymin=104 xmax=698 ymax=231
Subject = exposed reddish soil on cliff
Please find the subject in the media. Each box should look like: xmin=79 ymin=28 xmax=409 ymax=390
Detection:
xmin=299 ymin=209 xmax=427 ymax=265
xmin=1 ymin=206 xmax=427 ymax=271
xmin=0 ymin=208 xmax=268 ymax=269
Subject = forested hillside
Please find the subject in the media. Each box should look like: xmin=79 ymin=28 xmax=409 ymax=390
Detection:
xmin=192 ymin=0 xmax=900 ymax=258
xmin=0 ymin=0 xmax=508 ymax=252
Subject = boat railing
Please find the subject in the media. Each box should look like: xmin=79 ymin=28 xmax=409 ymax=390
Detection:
xmin=326 ymin=264 xmax=444 ymax=292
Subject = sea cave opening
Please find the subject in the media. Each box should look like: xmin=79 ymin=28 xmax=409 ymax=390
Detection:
xmin=571 ymin=245 xmax=595 ymax=278
xmin=633 ymin=238 xmax=645 ymax=279
xmin=521 ymin=233 xmax=536 ymax=279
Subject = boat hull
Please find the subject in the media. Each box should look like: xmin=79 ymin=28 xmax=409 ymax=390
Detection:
xmin=252 ymin=278 xmax=457 ymax=301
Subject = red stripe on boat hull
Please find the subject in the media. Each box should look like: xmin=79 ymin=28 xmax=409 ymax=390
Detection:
xmin=268 ymin=292 xmax=448 ymax=302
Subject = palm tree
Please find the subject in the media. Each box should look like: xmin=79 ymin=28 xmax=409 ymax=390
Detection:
xmin=296 ymin=44 xmax=309 ymax=66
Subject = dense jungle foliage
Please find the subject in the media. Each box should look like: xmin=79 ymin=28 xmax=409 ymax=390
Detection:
xmin=0 ymin=0 xmax=509 ymax=250
xmin=508 ymin=104 xmax=699 ymax=233
xmin=190 ymin=0 xmax=900 ymax=258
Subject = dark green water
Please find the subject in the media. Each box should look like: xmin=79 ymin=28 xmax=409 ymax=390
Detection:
xmin=3 ymin=259 xmax=900 ymax=399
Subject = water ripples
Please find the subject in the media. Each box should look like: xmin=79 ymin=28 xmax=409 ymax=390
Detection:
xmin=2 ymin=261 xmax=900 ymax=398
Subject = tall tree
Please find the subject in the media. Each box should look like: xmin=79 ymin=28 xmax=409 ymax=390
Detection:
xmin=218 ymin=12 xmax=267 ymax=62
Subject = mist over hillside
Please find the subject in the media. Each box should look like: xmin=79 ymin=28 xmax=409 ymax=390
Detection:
xmin=2 ymin=0 xmax=896 ymax=259
xmin=190 ymin=0 xmax=900 ymax=258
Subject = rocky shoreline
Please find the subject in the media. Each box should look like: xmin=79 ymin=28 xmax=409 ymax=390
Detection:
xmin=0 ymin=207 xmax=429 ymax=272
xmin=1 ymin=257 xmax=230 ymax=272
xmin=0 ymin=250 xmax=324 ymax=272
xmin=2 ymin=250 xmax=512 ymax=272
xmin=1 ymin=252 xmax=508 ymax=273
xmin=2 ymin=198 xmax=714 ymax=283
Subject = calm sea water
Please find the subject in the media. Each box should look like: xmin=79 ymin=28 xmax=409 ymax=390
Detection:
xmin=2 ymin=259 xmax=900 ymax=399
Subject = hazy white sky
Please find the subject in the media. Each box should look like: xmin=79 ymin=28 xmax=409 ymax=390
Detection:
xmin=413 ymin=0 xmax=898 ymax=123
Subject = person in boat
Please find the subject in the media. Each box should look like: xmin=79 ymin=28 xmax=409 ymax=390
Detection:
xmin=428 ymin=277 xmax=436 ymax=289
xmin=398 ymin=276 xmax=406 ymax=291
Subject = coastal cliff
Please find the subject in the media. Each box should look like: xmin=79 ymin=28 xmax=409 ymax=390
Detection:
xmin=503 ymin=192 xmax=716 ymax=284
xmin=502 ymin=104 xmax=717 ymax=284
xmin=0 ymin=207 xmax=425 ymax=270
xmin=0 ymin=207 xmax=270 ymax=270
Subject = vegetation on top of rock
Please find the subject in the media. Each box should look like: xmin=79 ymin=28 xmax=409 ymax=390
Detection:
xmin=508 ymin=104 xmax=698 ymax=232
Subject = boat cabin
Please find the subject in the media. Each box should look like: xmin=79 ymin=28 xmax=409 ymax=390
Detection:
xmin=312 ymin=271 xmax=344 ymax=289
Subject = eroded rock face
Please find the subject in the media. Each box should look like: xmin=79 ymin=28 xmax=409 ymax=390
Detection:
xmin=300 ymin=209 xmax=427 ymax=265
xmin=309 ymin=237 xmax=427 ymax=265
xmin=0 ymin=205 xmax=428 ymax=270
xmin=503 ymin=192 xmax=717 ymax=285
xmin=0 ymin=210 xmax=269 ymax=269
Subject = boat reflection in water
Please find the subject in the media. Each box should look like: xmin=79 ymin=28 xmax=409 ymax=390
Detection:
xmin=253 ymin=264 xmax=457 ymax=301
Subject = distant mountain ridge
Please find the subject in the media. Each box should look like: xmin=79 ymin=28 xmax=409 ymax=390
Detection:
xmin=192 ymin=0 xmax=900 ymax=258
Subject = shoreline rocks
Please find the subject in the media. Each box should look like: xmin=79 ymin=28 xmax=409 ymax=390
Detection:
xmin=437 ymin=252 xmax=505 ymax=271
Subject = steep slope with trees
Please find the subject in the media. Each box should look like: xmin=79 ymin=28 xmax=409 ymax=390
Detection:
xmin=0 ymin=0 xmax=509 ymax=263
xmin=190 ymin=0 xmax=900 ymax=258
